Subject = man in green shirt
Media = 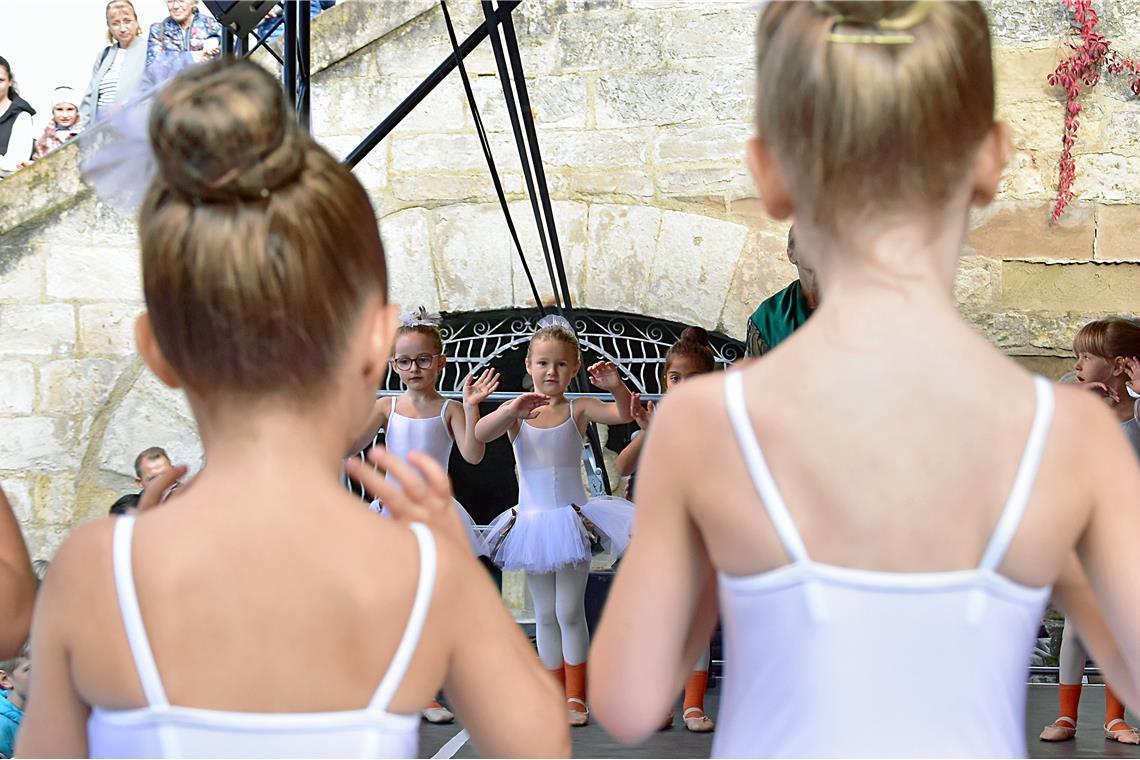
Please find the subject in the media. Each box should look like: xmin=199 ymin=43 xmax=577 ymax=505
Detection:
xmin=745 ymin=226 xmax=819 ymax=357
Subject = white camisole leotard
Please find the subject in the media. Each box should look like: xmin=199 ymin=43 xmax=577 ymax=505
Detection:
xmin=369 ymin=396 xmax=488 ymax=555
xmin=484 ymin=400 xmax=635 ymax=574
xmin=713 ymin=371 xmax=1055 ymax=758
xmin=87 ymin=516 xmax=436 ymax=758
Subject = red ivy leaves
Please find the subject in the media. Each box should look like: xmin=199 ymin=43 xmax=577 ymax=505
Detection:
xmin=1047 ymin=0 xmax=1140 ymax=222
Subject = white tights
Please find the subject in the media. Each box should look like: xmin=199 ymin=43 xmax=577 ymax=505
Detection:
xmin=528 ymin=561 xmax=591 ymax=669
xmin=1059 ymin=618 xmax=1087 ymax=685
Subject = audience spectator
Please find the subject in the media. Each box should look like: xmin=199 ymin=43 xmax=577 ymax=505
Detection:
xmin=0 ymin=488 xmax=33 ymax=660
xmin=255 ymin=1 xmax=337 ymax=44
xmin=134 ymin=446 xmax=174 ymax=489
xmin=0 ymin=56 xmax=35 ymax=179
xmin=0 ymin=651 xmax=28 ymax=759
xmin=745 ymin=226 xmax=819 ymax=357
xmin=29 ymin=87 xmax=84 ymax=162
xmin=108 ymin=493 xmax=140 ymax=517
xmin=146 ymin=0 xmax=222 ymax=70
xmin=80 ymin=0 xmax=148 ymax=125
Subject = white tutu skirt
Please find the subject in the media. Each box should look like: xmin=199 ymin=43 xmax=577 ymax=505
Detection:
xmin=369 ymin=498 xmax=490 ymax=557
xmin=484 ymin=496 xmax=635 ymax=574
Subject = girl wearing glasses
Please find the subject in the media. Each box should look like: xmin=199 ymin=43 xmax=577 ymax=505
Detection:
xmin=351 ymin=308 xmax=498 ymax=560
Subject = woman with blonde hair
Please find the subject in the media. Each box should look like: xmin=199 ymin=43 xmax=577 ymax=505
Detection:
xmin=80 ymin=1 xmax=147 ymax=125
xmin=591 ymin=3 xmax=1140 ymax=756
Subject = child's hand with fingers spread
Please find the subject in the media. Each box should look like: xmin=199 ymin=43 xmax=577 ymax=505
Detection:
xmin=506 ymin=391 xmax=550 ymax=420
xmin=1080 ymin=381 xmax=1120 ymax=406
xmin=463 ymin=368 xmax=500 ymax=407
xmin=1124 ymin=356 xmax=1140 ymax=398
xmin=136 ymin=464 xmax=189 ymax=513
xmin=588 ymin=361 xmax=622 ymax=392
xmin=630 ymin=394 xmax=655 ymax=430
xmin=346 ymin=448 xmax=467 ymax=548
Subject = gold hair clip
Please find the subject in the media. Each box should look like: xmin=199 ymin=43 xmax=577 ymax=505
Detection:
xmin=824 ymin=0 xmax=931 ymax=45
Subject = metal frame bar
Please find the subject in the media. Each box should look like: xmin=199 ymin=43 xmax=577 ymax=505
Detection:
xmin=343 ymin=1 xmax=519 ymax=168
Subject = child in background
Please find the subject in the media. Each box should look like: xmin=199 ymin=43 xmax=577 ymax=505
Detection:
xmin=476 ymin=314 xmax=637 ymax=727
xmin=616 ymin=327 xmax=718 ymax=733
xmin=350 ymin=307 xmax=498 ymax=560
xmin=0 ymin=652 xmax=28 ymax=758
xmin=349 ymin=307 xmax=499 ymax=724
xmin=31 ymin=87 xmax=83 ymax=161
xmin=1040 ymin=317 xmax=1140 ymax=744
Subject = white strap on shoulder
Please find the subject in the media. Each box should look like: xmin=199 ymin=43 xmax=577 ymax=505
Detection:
xmin=978 ymin=376 xmax=1056 ymax=572
xmin=111 ymin=516 xmax=170 ymax=708
xmin=390 ymin=395 xmax=398 ymax=417
xmin=369 ymin=522 xmax=438 ymax=712
xmin=439 ymin=398 xmax=455 ymax=440
xmin=723 ymin=372 xmax=810 ymax=564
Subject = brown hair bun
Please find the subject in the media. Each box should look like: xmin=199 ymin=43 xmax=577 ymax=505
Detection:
xmin=149 ymin=60 xmax=305 ymax=203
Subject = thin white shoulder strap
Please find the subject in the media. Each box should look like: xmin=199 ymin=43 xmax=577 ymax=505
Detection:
xmin=723 ymin=372 xmax=811 ymax=564
xmin=390 ymin=395 xmax=398 ymax=417
xmin=439 ymin=398 xmax=455 ymax=440
xmin=978 ymin=376 xmax=1056 ymax=571
xmin=369 ymin=522 xmax=438 ymax=712
xmin=111 ymin=516 xmax=170 ymax=708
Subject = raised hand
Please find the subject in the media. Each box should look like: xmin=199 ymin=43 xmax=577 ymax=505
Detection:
xmin=506 ymin=391 xmax=550 ymax=420
xmin=630 ymin=394 xmax=655 ymax=430
xmin=346 ymin=448 xmax=467 ymax=548
xmin=1079 ymin=381 xmax=1120 ymax=406
xmin=1124 ymin=356 xmax=1140 ymax=398
xmin=463 ymin=368 xmax=500 ymax=407
xmin=588 ymin=361 xmax=623 ymax=392
xmin=136 ymin=464 xmax=189 ymax=513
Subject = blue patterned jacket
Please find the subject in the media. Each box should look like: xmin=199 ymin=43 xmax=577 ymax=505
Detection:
xmin=145 ymin=11 xmax=222 ymax=69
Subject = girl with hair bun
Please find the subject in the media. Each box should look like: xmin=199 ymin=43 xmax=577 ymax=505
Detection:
xmin=475 ymin=315 xmax=638 ymax=728
xmin=615 ymin=326 xmax=717 ymax=734
xmin=18 ymin=59 xmax=567 ymax=759
xmin=591 ymin=2 xmax=1140 ymax=756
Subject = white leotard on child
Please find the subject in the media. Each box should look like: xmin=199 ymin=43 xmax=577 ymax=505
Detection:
xmin=87 ymin=516 xmax=436 ymax=758
xmin=485 ymin=400 xmax=635 ymax=574
xmin=713 ymin=372 xmax=1054 ymax=758
xmin=368 ymin=397 xmax=488 ymax=556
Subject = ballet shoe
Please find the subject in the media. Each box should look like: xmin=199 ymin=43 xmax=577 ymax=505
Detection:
xmin=683 ymin=707 xmax=715 ymax=733
xmin=1105 ymin=718 xmax=1140 ymax=744
xmin=422 ymin=700 xmax=455 ymax=724
xmin=1039 ymin=716 xmax=1076 ymax=742
xmin=567 ymin=697 xmax=590 ymax=727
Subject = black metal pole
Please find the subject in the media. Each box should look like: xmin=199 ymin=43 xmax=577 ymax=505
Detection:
xmin=236 ymin=33 xmax=249 ymax=57
xmin=298 ymin=0 xmax=311 ymax=130
xmin=221 ymin=28 xmax=236 ymax=57
xmin=283 ymin=1 xmax=298 ymax=110
xmin=343 ymin=1 xmax=518 ymax=168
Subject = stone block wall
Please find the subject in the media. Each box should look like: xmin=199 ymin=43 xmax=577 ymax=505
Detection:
xmin=0 ymin=0 xmax=1138 ymax=559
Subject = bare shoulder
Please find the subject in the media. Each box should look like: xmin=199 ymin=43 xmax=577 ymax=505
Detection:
xmin=36 ymin=517 xmax=117 ymax=624
xmin=642 ymin=372 xmax=733 ymax=470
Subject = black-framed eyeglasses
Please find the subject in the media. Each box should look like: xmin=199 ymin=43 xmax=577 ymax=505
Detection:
xmin=391 ymin=354 xmax=441 ymax=371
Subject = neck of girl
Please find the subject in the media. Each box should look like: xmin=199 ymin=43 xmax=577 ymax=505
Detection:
xmin=403 ymin=386 xmax=444 ymax=408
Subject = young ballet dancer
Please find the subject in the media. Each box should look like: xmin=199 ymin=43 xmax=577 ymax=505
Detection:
xmin=475 ymin=315 xmax=637 ymax=727
xmin=1041 ymin=317 xmax=1140 ymax=744
xmin=17 ymin=59 xmax=567 ymax=758
xmin=589 ymin=3 xmax=1140 ymax=757
xmin=616 ymin=327 xmax=718 ymax=734
xmin=349 ymin=307 xmax=497 ymax=558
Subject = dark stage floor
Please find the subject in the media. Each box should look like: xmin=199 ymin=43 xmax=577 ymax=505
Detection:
xmin=417 ymin=683 xmax=1140 ymax=758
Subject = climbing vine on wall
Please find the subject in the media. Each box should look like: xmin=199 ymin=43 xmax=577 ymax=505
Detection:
xmin=1047 ymin=0 xmax=1140 ymax=222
